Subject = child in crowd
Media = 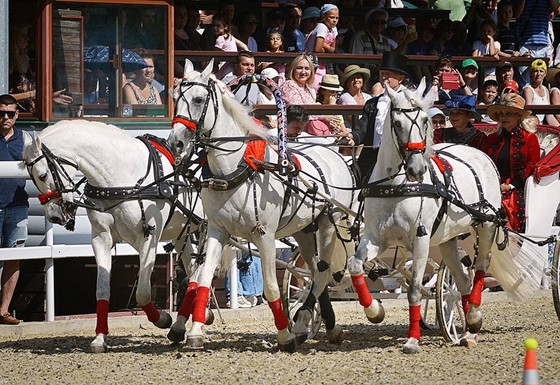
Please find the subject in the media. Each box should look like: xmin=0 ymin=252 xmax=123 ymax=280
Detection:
xmin=478 ymin=78 xmax=499 ymax=122
xmin=495 ymin=0 xmax=523 ymax=57
xmin=305 ymin=4 xmax=339 ymax=88
xmin=472 ymin=19 xmax=500 ymax=79
xmin=460 ymin=58 xmax=479 ymax=96
xmin=213 ymin=12 xmax=249 ymax=79
xmin=258 ymin=30 xmax=286 ymax=79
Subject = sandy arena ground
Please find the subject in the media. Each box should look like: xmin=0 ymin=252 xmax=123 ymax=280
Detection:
xmin=0 ymin=291 xmax=558 ymax=385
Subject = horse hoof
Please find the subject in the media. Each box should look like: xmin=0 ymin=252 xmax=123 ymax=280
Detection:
xmin=459 ymin=332 xmax=478 ymax=348
xmin=278 ymin=339 xmax=297 ymax=353
xmin=167 ymin=327 xmax=186 ymax=342
xmin=295 ymin=333 xmax=308 ymax=346
xmin=403 ymin=338 xmax=421 ymax=354
xmin=90 ymin=334 xmax=108 ymax=353
xmin=467 ymin=318 xmax=482 ymax=334
xmin=154 ymin=312 xmax=173 ymax=329
xmin=204 ymin=309 xmax=215 ymax=326
xmin=366 ymin=301 xmax=385 ymax=324
xmin=326 ymin=325 xmax=344 ymax=345
xmin=186 ymin=335 xmax=205 ymax=350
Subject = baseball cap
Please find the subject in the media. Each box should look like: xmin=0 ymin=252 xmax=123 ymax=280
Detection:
xmin=530 ymin=59 xmax=548 ymax=72
xmin=261 ymin=67 xmax=279 ymax=80
xmin=388 ymin=16 xmax=407 ymax=28
xmin=302 ymin=6 xmax=320 ymax=20
xmin=497 ymin=61 xmax=513 ymax=70
xmin=483 ymin=78 xmax=498 ymax=88
xmin=503 ymin=79 xmax=519 ymax=92
xmin=428 ymin=107 xmax=445 ymax=118
xmin=462 ymin=58 xmax=479 ymax=70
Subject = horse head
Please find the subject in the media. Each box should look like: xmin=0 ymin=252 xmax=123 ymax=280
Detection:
xmin=22 ymin=132 xmax=78 ymax=226
xmin=385 ymin=78 xmax=434 ymax=183
xmin=169 ymin=59 xmax=224 ymax=161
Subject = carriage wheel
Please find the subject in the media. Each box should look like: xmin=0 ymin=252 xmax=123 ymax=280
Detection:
xmin=551 ymin=239 xmax=560 ymax=322
xmin=281 ymin=249 xmax=322 ymax=340
xmin=419 ymin=272 xmax=439 ymax=330
xmin=435 ymin=262 xmax=466 ymax=343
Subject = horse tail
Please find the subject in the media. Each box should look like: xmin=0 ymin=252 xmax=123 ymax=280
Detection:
xmin=487 ymin=228 xmax=542 ymax=302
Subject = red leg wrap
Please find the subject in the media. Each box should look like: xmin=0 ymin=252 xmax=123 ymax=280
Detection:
xmin=178 ymin=281 xmax=198 ymax=318
xmin=142 ymin=302 xmax=161 ymax=323
xmin=268 ymin=298 xmax=289 ymax=331
xmin=351 ymin=274 xmax=373 ymax=308
xmin=462 ymin=295 xmax=470 ymax=317
xmin=469 ymin=270 xmax=486 ymax=307
xmin=95 ymin=299 xmax=109 ymax=335
xmin=192 ymin=286 xmax=209 ymax=323
xmin=408 ymin=305 xmax=421 ymax=340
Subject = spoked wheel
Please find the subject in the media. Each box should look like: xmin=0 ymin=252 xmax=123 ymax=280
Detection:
xmin=281 ymin=249 xmax=322 ymax=340
xmin=551 ymin=239 xmax=560 ymax=322
xmin=419 ymin=272 xmax=439 ymax=330
xmin=435 ymin=262 xmax=466 ymax=343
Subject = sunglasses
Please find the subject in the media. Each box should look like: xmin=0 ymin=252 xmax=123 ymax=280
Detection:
xmin=370 ymin=19 xmax=387 ymax=25
xmin=244 ymin=20 xmax=258 ymax=25
xmin=0 ymin=110 xmax=17 ymax=119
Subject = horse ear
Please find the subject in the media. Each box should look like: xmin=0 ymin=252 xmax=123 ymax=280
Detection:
xmin=419 ymin=77 xmax=435 ymax=107
xmin=183 ymin=59 xmax=194 ymax=78
xmin=202 ymin=59 xmax=214 ymax=79
xmin=416 ymin=77 xmax=427 ymax=97
xmin=385 ymin=82 xmax=398 ymax=101
xmin=31 ymin=131 xmax=42 ymax=153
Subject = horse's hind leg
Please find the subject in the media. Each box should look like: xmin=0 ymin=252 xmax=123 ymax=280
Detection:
xmin=348 ymin=232 xmax=385 ymax=324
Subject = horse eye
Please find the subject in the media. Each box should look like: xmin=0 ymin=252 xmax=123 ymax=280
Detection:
xmin=193 ymin=96 xmax=204 ymax=104
xmin=394 ymin=120 xmax=402 ymax=129
xmin=39 ymin=173 xmax=48 ymax=182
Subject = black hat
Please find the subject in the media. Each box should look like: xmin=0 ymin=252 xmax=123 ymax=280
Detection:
xmin=379 ymin=51 xmax=409 ymax=76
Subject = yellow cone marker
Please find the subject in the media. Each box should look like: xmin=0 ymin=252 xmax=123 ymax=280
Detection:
xmin=522 ymin=338 xmax=539 ymax=385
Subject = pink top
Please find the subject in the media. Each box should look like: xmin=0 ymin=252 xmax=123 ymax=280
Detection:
xmin=215 ymin=34 xmax=237 ymax=79
xmin=280 ymin=79 xmax=316 ymax=105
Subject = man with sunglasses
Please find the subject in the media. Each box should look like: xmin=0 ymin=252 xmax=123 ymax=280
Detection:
xmin=349 ymin=8 xmax=391 ymax=56
xmin=282 ymin=3 xmax=305 ymax=53
xmin=0 ymin=94 xmax=29 ymax=325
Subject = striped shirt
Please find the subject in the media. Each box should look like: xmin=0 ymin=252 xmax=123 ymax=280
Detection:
xmin=349 ymin=30 xmax=392 ymax=55
xmin=514 ymin=0 xmax=551 ymax=46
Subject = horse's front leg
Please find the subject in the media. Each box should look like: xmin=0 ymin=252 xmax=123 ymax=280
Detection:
xmin=136 ymin=237 xmax=173 ymax=330
xmin=90 ymin=232 xmax=114 ymax=353
xmin=348 ymin=232 xmax=386 ymax=324
xmin=403 ymin=237 xmax=430 ymax=354
xmin=185 ymin=228 xmax=228 ymax=349
xmin=251 ymin=234 xmax=296 ymax=352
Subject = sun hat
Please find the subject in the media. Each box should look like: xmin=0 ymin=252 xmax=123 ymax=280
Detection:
xmin=545 ymin=64 xmax=560 ymax=87
xmin=428 ymin=107 xmax=445 ymax=118
xmin=503 ymin=79 xmax=519 ymax=93
xmin=302 ymin=6 xmax=320 ymax=20
xmin=388 ymin=16 xmax=407 ymax=29
xmin=444 ymin=95 xmax=482 ymax=121
xmin=261 ymin=67 xmax=279 ymax=80
xmin=319 ymin=74 xmax=343 ymax=91
xmin=379 ymin=51 xmax=409 ymax=76
xmin=529 ymin=59 xmax=548 ymax=72
xmin=340 ymin=64 xmax=371 ymax=86
xmin=365 ymin=7 xmax=387 ymax=24
xmin=462 ymin=58 xmax=479 ymax=70
xmin=487 ymin=93 xmax=532 ymax=122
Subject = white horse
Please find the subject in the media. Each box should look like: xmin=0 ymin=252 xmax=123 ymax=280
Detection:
xmin=347 ymin=80 xmax=536 ymax=353
xmin=22 ymin=121 xmax=207 ymax=352
xmin=167 ymin=60 xmax=356 ymax=351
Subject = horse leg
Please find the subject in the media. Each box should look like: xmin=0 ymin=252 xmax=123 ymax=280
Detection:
xmin=253 ymin=235 xmax=296 ymax=352
xmin=90 ymin=234 xmax=113 ymax=353
xmin=348 ymin=232 xmax=385 ymax=324
xmin=185 ymin=230 xmax=227 ymax=349
xmin=136 ymin=241 xmax=172 ymax=329
xmin=403 ymin=238 xmax=430 ymax=354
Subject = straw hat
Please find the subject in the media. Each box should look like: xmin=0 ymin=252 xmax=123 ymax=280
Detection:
xmin=340 ymin=65 xmax=371 ymax=86
xmin=487 ymin=93 xmax=532 ymax=122
xmin=319 ymin=74 xmax=343 ymax=91
xmin=546 ymin=64 xmax=560 ymax=87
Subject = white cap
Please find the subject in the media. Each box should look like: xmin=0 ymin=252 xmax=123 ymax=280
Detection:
xmin=261 ymin=67 xmax=279 ymax=79
xmin=428 ymin=107 xmax=445 ymax=118
xmin=388 ymin=17 xmax=407 ymax=29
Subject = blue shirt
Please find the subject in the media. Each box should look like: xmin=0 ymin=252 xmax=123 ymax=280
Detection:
xmin=283 ymin=29 xmax=306 ymax=52
xmin=514 ymin=0 xmax=551 ymax=46
xmin=0 ymin=129 xmax=29 ymax=208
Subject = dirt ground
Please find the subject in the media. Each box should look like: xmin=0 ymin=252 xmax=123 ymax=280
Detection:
xmin=0 ymin=292 xmax=559 ymax=385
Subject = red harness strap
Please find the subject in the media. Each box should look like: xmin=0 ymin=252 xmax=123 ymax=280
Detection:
xmin=431 ymin=154 xmax=453 ymax=173
xmin=402 ymin=141 xmax=426 ymax=151
xmin=147 ymin=139 xmax=176 ymax=166
xmin=243 ymin=139 xmax=302 ymax=171
xmin=171 ymin=116 xmax=197 ymax=131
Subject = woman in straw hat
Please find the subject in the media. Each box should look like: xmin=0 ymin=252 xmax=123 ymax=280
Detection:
xmin=485 ymin=93 xmax=540 ymax=232
xmin=338 ymin=65 xmax=372 ymax=130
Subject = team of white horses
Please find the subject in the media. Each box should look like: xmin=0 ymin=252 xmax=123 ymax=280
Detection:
xmin=22 ymin=59 xmax=537 ymax=354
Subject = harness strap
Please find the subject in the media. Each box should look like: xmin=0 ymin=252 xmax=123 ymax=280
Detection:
xmin=361 ymin=182 xmax=439 ymax=198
